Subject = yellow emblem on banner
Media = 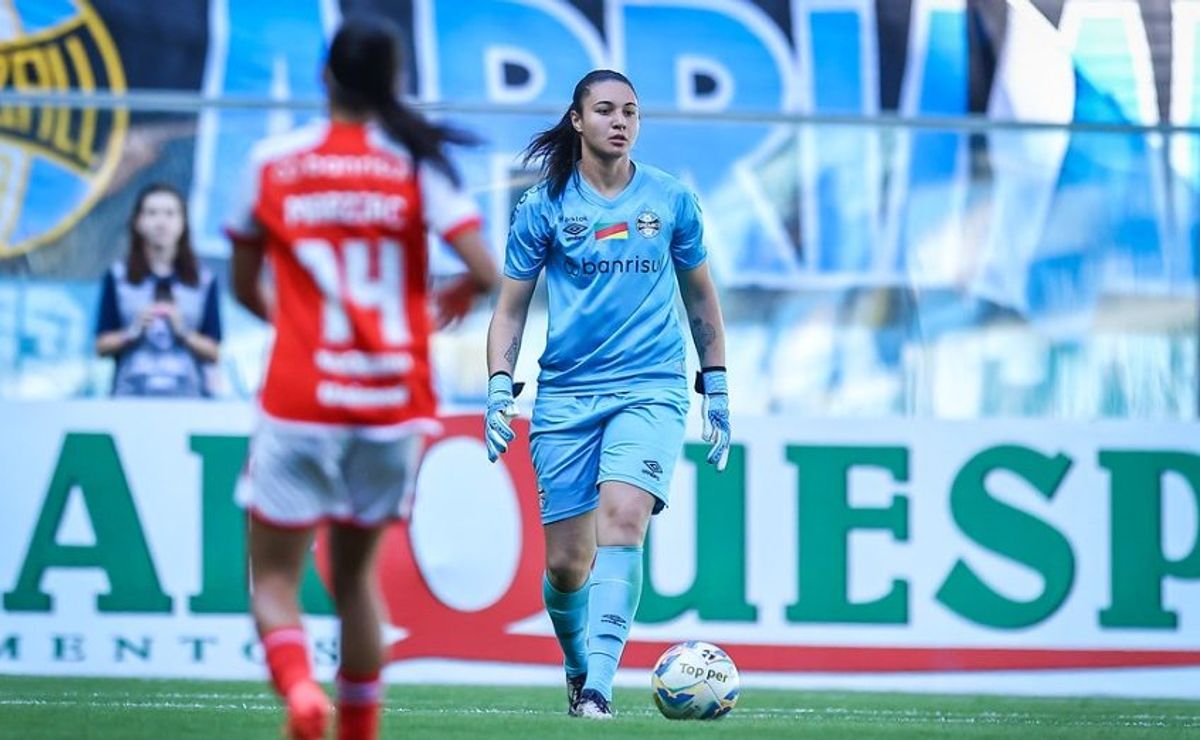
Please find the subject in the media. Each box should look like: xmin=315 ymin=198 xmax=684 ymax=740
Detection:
xmin=0 ymin=0 xmax=127 ymax=257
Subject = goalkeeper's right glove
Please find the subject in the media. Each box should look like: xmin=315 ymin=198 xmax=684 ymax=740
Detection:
xmin=485 ymin=372 xmax=522 ymax=462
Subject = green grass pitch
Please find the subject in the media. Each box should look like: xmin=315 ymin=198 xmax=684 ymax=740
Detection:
xmin=0 ymin=676 xmax=1197 ymax=738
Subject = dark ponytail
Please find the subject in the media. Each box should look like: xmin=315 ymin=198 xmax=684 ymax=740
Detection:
xmin=521 ymin=69 xmax=636 ymax=201
xmin=326 ymin=16 xmax=476 ymax=185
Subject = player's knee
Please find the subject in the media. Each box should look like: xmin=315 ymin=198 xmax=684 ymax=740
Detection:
xmin=617 ymin=523 xmax=647 ymax=545
xmin=545 ymin=550 xmax=591 ymax=591
xmin=600 ymin=511 xmax=648 ymax=546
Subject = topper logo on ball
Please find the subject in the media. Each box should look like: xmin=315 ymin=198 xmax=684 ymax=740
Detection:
xmin=0 ymin=0 xmax=127 ymax=258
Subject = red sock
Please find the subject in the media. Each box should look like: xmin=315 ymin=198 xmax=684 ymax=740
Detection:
xmin=261 ymin=626 xmax=312 ymax=697
xmin=337 ymin=669 xmax=382 ymax=740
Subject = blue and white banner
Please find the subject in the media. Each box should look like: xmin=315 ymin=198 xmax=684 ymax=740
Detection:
xmin=2 ymin=0 xmax=1197 ymax=317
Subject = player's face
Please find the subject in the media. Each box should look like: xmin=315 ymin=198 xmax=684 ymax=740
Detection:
xmin=136 ymin=192 xmax=185 ymax=255
xmin=572 ymin=80 xmax=639 ymax=161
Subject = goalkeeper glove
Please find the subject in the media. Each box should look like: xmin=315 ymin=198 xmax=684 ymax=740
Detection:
xmin=694 ymin=367 xmax=731 ymax=472
xmin=485 ymin=372 xmax=523 ymax=462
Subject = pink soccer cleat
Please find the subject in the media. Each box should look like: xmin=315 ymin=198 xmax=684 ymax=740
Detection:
xmin=285 ymin=680 xmax=333 ymax=740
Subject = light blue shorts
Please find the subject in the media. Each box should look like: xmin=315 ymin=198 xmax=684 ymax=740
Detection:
xmin=529 ymin=387 xmax=689 ymax=524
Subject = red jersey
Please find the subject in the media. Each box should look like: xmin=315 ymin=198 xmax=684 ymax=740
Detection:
xmin=226 ymin=120 xmax=480 ymax=427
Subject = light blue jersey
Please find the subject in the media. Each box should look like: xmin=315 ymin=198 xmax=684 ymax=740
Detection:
xmin=505 ymin=162 xmax=706 ymax=394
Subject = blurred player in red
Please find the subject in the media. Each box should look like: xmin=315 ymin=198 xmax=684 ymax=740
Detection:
xmin=226 ymin=16 xmax=497 ymax=740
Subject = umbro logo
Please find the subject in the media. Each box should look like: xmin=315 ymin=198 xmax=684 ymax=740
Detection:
xmin=563 ymin=220 xmax=588 ymax=239
xmin=600 ymin=614 xmax=628 ymax=630
xmin=642 ymin=459 xmax=663 ymax=480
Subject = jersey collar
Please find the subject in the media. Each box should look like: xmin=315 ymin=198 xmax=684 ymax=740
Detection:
xmin=572 ymin=161 xmax=644 ymax=208
xmin=327 ymin=119 xmax=370 ymax=145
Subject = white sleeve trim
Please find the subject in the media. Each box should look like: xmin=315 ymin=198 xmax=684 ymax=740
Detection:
xmin=418 ymin=161 xmax=480 ymax=238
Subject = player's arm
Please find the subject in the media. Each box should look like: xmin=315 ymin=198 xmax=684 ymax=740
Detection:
xmin=433 ymin=226 xmax=500 ymax=329
xmin=488 ymin=183 xmax=547 ymax=377
xmin=677 ymin=261 xmax=726 ymax=368
xmin=679 ymin=261 xmax=731 ymax=472
xmin=482 ymin=275 xmax=536 ymax=462
xmin=482 ymin=183 xmax=545 ymax=461
xmin=446 ymin=227 xmax=499 ymax=293
xmin=226 ymin=146 xmax=273 ymax=322
xmin=419 ymin=161 xmax=499 ymax=327
xmin=230 ymin=238 xmax=273 ymax=321
xmin=487 ymin=276 xmax=536 ymax=377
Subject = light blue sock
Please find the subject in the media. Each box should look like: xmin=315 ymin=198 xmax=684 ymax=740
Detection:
xmin=543 ymin=575 xmax=589 ymax=678
xmin=583 ymin=546 xmax=643 ymax=701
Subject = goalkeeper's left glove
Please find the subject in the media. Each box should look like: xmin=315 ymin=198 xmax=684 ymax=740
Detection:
xmin=694 ymin=367 xmax=730 ymax=472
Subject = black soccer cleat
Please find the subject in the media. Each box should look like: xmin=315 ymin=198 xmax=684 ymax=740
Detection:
xmin=565 ymin=673 xmax=587 ymax=716
xmin=574 ymin=688 xmax=613 ymax=720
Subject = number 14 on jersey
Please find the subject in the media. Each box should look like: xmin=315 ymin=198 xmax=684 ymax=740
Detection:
xmin=295 ymin=236 xmax=412 ymax=346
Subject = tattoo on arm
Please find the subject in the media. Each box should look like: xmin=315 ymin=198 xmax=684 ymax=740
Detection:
xmin=690 ymin=316 xmax=717 ymax=356
xmin=503 ymin=335 xmax=521 ymax=365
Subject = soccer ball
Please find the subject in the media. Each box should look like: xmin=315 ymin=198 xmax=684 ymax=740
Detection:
xmin=650 ymin=641 xmax=739 ymax=720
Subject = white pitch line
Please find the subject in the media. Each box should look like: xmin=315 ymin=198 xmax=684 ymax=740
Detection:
xmin=1 ymin=698 xmax=1198 ymax=728
xmin=0 ymin=699 xmax=279 ymax=711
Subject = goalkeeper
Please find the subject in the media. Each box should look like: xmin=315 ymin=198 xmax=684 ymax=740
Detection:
xmin=485 ymin=69 xmax=730 ymax=720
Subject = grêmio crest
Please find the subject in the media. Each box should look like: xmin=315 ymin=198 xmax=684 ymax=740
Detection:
xmin=0 ymin=0 xmax=127 ymax=258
